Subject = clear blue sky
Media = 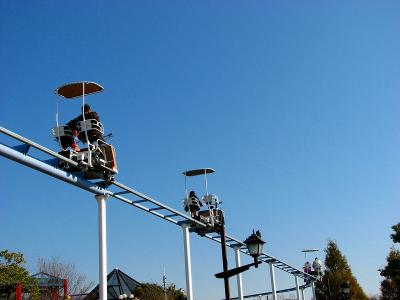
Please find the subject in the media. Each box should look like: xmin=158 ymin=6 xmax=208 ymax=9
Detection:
xmin=1 ymin=1 xmax=399 ymax=299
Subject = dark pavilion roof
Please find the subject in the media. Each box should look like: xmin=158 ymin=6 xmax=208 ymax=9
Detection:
xmin=84 ymin=268 xmax=140 ymax=300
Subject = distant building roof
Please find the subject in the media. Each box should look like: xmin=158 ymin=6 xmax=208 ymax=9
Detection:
xmin=30 ymin=272 xmax=65 ymax=288
xmin=84 ymin=268 xmax=140 ymax=300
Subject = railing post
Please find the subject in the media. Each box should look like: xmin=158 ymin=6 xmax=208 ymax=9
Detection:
xmin=269 ymin=262 xmax=277 ymax=300
xmin=294 ymin=275 xmax=300 ymax=300
xmin=311 ymin=280 xmax=317 ymax=300
xmin=95 ymin=194 xmax=108 ymax=300
xmin=233 ymin=245 xmax=244 ymax=300
xmin=181 ymin=222 xmax=193 ymax=300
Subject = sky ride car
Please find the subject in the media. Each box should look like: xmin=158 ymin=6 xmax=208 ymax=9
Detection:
xmin=52 ymin=81 xmax=117 ymax=184
xmin=182 ymin=168 xmax=224 ymax=235
xmin=302 ymin=249 xmax=323 ymax=283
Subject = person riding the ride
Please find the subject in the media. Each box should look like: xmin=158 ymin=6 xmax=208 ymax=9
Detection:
xmin=184 ymin=190 xmax=203 ymax=219
xmin=66 ymin=104 xmax=104 ymax=151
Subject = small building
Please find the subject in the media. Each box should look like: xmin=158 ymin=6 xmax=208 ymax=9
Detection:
xmin=84 ymin=269 xmax=140 ymax=300
xmin=31 ymin=272 xmax=67 ymax=300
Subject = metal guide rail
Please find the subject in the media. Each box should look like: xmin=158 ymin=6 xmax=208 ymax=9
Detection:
xmin=204 ymin=233 xmax=314 ymax=280
xmin=0 ymin=126 xmax=316 ymax=281
xmin=229 ymin=283 xmax=311 ymax=300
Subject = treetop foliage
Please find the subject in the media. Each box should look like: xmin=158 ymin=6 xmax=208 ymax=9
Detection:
xmin=133 ymin=282 xmax=186 ymax=300
xmin=318 ymin=240 xmax=368 ymax=300
xmin=324 ymin=240 xmax=351 ymax=274
xmin=379 ymin=222 xmax=400 ymax=299
xmin=0 ymin=250 xmax=25 ymax=266
xmin=0 ymin=250 xmax=30 ymax=287
xmin=0 ymin=249 xmax=39 ymax=299
xmin=390 ymin=223 xmax=400 ymax=244
xmin=380 ymin=249 xmax=400 ymax=281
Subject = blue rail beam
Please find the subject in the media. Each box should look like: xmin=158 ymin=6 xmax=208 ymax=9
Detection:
xmin=0 ymin=142 xmax=106 ymax=195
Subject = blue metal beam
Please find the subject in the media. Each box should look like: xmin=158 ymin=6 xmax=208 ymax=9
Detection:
xmin=0 ymin=143 xmax=106 ymax=195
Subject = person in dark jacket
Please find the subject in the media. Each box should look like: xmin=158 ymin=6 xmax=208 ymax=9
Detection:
xmin=184 ymin=190 xmax=203 ymax=218
xmin=66 ymin=104 xmax=103 ymax=151
xmin=66 ymin=104 xmax=101 ymax=130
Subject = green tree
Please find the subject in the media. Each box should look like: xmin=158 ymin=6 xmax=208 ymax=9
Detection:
xmin=166 ymin=284 xmax=186 ymax=300
xmin=390 ymin=223 xmax=400 ymax=244
xmin=133 ymin=282 xmax=186 ymax=300
xmin=317 ymin=240 xmax=368 ymax=300
xmin=379 ymin=223 xmax=400 ymax=299
xmin=0 ymin=250 xmax=39 ymax=300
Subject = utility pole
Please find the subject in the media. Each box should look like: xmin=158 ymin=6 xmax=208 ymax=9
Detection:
xmin=163 ymin=268 xmax=167 ymax=300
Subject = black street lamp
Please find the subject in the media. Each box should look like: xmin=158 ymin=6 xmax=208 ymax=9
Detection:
xmin=340 ymin=281 xmax=351 ymax=300
xmin=244 ymin=230 xmax=265 ymax=267
xmin=215 ymin=230 xmax=266 ymax=279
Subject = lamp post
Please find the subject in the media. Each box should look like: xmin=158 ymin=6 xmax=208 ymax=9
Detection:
xmin=215 ymin=230 xmax=265 ymax=279
xmin=219 ymin=212 xmax=231 ymax=300
xmin=340 ymin=281 xmax=350 ymax=300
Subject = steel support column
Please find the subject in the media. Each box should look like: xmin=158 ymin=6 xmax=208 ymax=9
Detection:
xmin=95 ymin=194 xmax=108 ymax=300
xmin=294 ymin=276 xmax=300 ymax=300
xmin=269 ymin=262 xmax=277 ymax=300
xmin=301 ymin=287 xmax=305 ymax=300
xmin=233 ymin=245 xmax=244 ymax=300
xmin=181 ymin=223 xmax=193 ymax=300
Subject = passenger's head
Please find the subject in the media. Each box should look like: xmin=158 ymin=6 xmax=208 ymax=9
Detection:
xmin=82 ymin=104 xmax=91 ymax=113
xmin=189 ymin=191 xmax=196 ymax=197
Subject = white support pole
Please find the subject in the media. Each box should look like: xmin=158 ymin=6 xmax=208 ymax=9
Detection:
xmin=269 ymin=262 xmax=277 ymax=300
xmin=95 ymin=194 xmax=109 ymax=300
xmin=233 ymin=245 xmax=244 ymax=300
xmin=311 ymin=281 xmax=317 ymax=300
xmin=294 ymin=275 xmax=301 ymax=300
xmin=301 ymin=287 xmax=305 ymax=300
xmin=181 ymin=223 xmax=193 ymax=300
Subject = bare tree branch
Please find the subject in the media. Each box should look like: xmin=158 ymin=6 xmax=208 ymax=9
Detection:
xmin=36 ymin=257 xmax=94 ymax=295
